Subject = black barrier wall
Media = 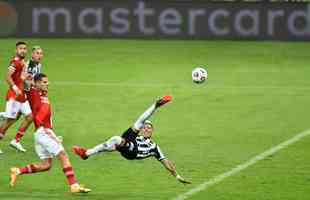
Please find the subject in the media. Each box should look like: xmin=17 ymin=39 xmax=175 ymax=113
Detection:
xmin=0 ymin=1 xmax=309 ymax=40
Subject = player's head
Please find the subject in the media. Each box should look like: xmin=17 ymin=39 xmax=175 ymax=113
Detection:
xmin=31 ymin=46 xmax=43 ymax=63
xmin=15 ymin=41 xmax=27 ymax=59
xmin=34 ymin=73 xmax=48 ymax=92
xmin=142 ymin=120 xmax=154 ymax=138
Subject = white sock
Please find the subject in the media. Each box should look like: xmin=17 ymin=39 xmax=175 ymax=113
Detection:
xmin=71 ymin=183 xmax=79 ymax=187
xmin=133 ymin=104 xmax=156 ymax=130
xmin=0 ymin=112 xmax=5 ymax=118
xmin=86 ymin=136 xmax=122 ymax=156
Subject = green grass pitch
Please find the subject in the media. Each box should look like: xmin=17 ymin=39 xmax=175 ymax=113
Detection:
xmin=0 ymin=39 xmax=310 ymax=200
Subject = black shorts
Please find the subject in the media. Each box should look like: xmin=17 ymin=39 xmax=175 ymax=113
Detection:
xmin=116 ymin=127 xmax=138 ymax=160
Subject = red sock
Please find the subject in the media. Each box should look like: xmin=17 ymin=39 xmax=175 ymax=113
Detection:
xmin=19 ymin=164 xmax=37 ymax=174
xmin=15 ymin=127 xmax=26 ymax=142
xmin=63 ymin=166 xmax=77 ymax=185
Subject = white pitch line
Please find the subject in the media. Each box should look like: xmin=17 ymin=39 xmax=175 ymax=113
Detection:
xmin=173 ymin=128 xmax=310 ymax=200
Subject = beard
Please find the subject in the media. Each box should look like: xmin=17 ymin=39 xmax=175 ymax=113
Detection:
xmin=18 ymin=54 xmax=25 ymax=59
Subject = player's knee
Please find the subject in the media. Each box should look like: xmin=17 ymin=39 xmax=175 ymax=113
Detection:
xmin=111 ymin=136 xmax=122 ymax=146
xmin=6 ymin=118 xmax=16 ymax=123
xmin=44 ymin=163 xmax=52 ymax=171
xmin=42 ymin=160 xmax=52 ymax=171
xmin=25 ymin=114 xmax=33 ymax=122
xmin=58 ymin=150 xmax=67 ymax=159
xmin=132 ymin=123 xmax=142 ymax=132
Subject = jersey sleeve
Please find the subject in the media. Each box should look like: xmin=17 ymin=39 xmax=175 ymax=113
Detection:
xmin=23 ymin=60 xmax=29 ymax=73
xmin=9 ymin=59 xmax=24 ymax=73
xmin=154 ymin=145 xmax=166 ymax=161
xmin=8 ymin=60 xmax=17 ymax=72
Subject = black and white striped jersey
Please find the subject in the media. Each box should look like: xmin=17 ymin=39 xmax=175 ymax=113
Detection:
xmin=135 ymin=136 xmax=165 ymax=161
xmin=25 ymin=60 xmax=41 ymax=76
xmin=24 ymin=60 xmax=42 ymax=91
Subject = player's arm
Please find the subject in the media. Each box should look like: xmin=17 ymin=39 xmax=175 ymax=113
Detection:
xmin=160 ymin=159 xmax=191 ymax=185
xmin=21 ymin=64 xmax=32 ymax=90
xmin=155 ymin=145 xmax=191 ymax=184
xmin=21 ymin=63 xmax=28 ymax=81
xmin=6 ymin=63 xmax=22 ymax=96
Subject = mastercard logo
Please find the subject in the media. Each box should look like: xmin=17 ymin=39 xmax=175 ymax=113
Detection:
xmin=0 ymin=2 xmax=17 ymax=36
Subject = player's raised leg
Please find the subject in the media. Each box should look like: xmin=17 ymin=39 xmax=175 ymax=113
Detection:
xmin=132 ymin=94 xmax=172 ymax=132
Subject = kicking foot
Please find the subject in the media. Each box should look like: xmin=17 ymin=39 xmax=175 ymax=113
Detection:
xmin=72 ymin=145 xmax=88 ymax=160
xmin=155 ymin=94 xmax=172 ymax=108
xmin=10 ymin=167 xmax=20 ymax=187
xmin=10 ymin=140 xmax=27 ymax=152
xmin=71 ymin=184 xmax=91 ymax=193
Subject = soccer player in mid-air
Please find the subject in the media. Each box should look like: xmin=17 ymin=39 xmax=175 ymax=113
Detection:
xmin=9 ymin=46 xmax=44 ymax=152
xmin=72 ymin=95 xmax=191 ymax=185
xmin=10 ymin=73 xmax=91 ymax=193
xmin=0 ymin=42 xmax=33 ymax=154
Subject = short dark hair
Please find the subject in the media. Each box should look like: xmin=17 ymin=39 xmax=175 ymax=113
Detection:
xmin=16 ymin=41 xmax=27 ymax=47
xmin=34 ymin=73 xmax=47 ymax=82
xmin=32 ymin=45 xmax=42 ymax=51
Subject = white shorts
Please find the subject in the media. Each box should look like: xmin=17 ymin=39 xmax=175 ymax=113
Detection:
xmin=34 ymin=127 xmax=64 ymax=160
xmin=5 ymin=99 xmax=32 ymax=119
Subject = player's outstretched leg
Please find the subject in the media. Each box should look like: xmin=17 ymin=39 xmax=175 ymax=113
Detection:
xmin=10 ymin=159 xmax=52 ymax=187
xmin=72 ymin=145 xmax=88 ymax=160
xmin=132 ymin=94 xmax=172 ymax=131
xmin=72 ymin=136 xmax=123 ymax=160
xmin=10 ymin=114 xmax=33 ymax=152
xmin=10 ymin=152 xmax=91 ymax=193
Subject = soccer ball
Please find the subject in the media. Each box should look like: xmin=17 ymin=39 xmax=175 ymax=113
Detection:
xmin=192 ymin=67 xmax=207 ymax=84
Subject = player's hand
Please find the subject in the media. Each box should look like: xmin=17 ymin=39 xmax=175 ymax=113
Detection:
xmin=15 ymin=89 xmax=22 ymax=96
xmin=12 ymin=85 xmax=22 ymax=96
xmin=176 ymin=175 xmax=192 ymax=185
xmin=14 ymin=88 xmax=22 ymax=96
xmin=57 ymin=136 xmax=63 ymax=143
